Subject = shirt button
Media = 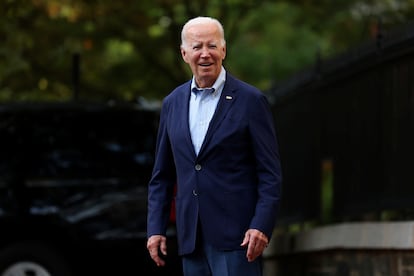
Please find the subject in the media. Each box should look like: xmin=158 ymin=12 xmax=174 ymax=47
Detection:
xmin=195 ymin=164 xmax=202 ymax=171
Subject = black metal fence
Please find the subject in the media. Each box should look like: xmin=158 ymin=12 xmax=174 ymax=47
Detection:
xmin=270 ymin=22 xmax=414 ymax=225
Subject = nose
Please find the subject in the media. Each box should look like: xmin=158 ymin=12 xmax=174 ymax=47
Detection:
xmin=200 ymin=47 xmax=210 ymax=58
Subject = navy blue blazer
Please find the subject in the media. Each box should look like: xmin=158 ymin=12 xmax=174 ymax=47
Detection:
xmin=147 ymin=73 xmax=282 ymax=256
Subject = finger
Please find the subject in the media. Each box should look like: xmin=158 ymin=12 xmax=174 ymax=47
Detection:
xmin=248 ymin=243 xmax=265 ymax=262
xmin=246 ymin=240 xmax=256 ymax=262
xmin=160 ymin=237 xmax=168 ymax=255
xmin=246 ymin=238 xmax=266 ymax=262
xmin=149 ymin=249 xmax=166 ymax=266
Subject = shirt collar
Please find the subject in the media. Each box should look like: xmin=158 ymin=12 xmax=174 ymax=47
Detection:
xmin=191 ymin=67 xmax=226 ymax=94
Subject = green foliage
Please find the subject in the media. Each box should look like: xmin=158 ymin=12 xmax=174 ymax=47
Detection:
xmin=1 ymin=0 xmax=414 ymax=102
xmin=227 ymin=2 xmax=327 ymax=88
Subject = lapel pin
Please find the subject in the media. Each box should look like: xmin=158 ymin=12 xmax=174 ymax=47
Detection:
xmin=225 ymin=96 xmax=233 ymax=100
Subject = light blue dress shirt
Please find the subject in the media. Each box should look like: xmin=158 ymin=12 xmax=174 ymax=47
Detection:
xmin=189 ymin=67 xmax=226 ymax=155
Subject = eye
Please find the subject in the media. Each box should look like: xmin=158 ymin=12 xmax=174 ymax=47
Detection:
xmin=209 ymin=44 xmax=217 ymax=49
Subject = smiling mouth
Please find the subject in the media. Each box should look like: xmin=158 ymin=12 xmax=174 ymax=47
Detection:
xmin=199 ymin=63 xmax=213 ymax=67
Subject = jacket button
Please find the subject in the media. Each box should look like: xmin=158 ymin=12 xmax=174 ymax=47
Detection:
xmin=192 ymin=189 xmax=198 ymax=196
xmin=195 ymin=164 xmax=202 ymax=171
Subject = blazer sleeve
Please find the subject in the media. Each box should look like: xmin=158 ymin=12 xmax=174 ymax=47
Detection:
xmin=146 ymin=98 xmax=177 ymax=238
xmin=247 ymin=92 xmax=282 ymax=239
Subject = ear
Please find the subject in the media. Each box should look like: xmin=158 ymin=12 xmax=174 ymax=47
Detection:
xmin=181 ymin=46 xmax=189 ymax=63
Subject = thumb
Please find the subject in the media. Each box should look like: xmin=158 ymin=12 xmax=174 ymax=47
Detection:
xmin=160 ymin=238 xmax=168 ymax=255
xmin=240 ymin=232 xmax=250 ymax=247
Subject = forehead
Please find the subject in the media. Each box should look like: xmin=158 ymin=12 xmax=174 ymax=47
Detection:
xmin=185 ymin=23 xmax=221 ymax=43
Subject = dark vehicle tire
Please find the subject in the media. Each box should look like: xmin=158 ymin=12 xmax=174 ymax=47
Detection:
xmin=0 ymin=242 xmax=72 ymax=276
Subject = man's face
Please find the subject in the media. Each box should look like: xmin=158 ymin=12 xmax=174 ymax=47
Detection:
xmin=181 ymin=23 xmax=226 ymax=88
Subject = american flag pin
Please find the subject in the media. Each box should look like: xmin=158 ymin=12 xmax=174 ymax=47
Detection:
xmin=226 ymin=96 xmax=233 ymax=100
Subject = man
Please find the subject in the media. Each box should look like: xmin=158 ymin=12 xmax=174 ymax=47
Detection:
xmin=147 ymin=16 xmax=282 ymax=276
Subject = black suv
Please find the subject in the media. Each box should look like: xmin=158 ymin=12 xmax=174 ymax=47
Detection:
xmin=0 ymin=102 xmax=181 ymax=276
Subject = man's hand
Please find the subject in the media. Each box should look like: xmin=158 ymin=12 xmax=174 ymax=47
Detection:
xmin=147 ymin=235 xmax=167 ymax=266
xmin=240 ymin=229 xmax=269 ymax=262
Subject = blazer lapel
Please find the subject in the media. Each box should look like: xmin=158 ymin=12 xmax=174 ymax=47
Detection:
xmin=198 ymin=76 xmax=236 ymax=157
xmin=179 ymin=82 xmax=198 ymax=157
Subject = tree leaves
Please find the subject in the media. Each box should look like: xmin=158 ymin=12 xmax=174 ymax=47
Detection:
xmin=1 ymin=0 xmax=413 ymax=102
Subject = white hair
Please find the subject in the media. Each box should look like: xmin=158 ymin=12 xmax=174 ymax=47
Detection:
xmin=181 ymin=16 xmax=226 ymax=48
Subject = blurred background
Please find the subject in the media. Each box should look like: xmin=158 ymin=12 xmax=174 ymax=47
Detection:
xmin=1 ymin=0 xmax=413 ymax=102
